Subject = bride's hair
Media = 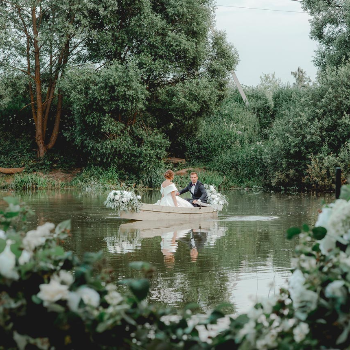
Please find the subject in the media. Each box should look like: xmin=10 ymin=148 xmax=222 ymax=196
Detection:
xmin=164 ymin=169 xmax=174 ymax=179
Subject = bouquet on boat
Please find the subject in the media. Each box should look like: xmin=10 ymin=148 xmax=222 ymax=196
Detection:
xmin=204 ymin=184 xmax=228 ymax=211
xmin=104 ymin=190 xmax=142 ymax=213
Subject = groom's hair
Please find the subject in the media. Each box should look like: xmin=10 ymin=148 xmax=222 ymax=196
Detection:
xmin=190 ymin=172 xmax=198 ymax=176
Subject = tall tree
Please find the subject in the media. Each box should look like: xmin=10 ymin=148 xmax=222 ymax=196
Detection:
xmin=0 ymin=0 xmax=90 ymax=157
xmin=79 ymin=0 xmax=238 ymax=153
xmin=302 ymin=0 xmax=350 ymax=69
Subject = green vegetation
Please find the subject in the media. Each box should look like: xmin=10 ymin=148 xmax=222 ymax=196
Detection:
xmin=1 ymin=0 xmax=350 ymax=192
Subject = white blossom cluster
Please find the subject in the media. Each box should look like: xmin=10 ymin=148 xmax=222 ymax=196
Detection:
xmin=236 ymin=293 xmax=310 ymax=349
xmin=104 ymin=190 xmax=142 ymax=213
xmin=204 ymin=184 xmax=228 ymax=211
xmin=0 ymin=223 xmax=56 ymax=280
xmin=315 ymin=199 xmax=350 ymax=254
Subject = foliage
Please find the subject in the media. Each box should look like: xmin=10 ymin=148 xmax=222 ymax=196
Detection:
xmin=302 ymin=0 xmax=350 ymax=69
xmin=7 ymin=174 xmax=61 ymax=191
xmin=84 ymin=0 xmax=238 ymax=154
xmin=0 ymin=133 xmax=34 ymax=169
xmin=69 ymin=166 xmax=121 ymax=192
xmin=291 ymin=67 xmax=311 ymax=88
xmin=0 ymin=0 xmax=92 ymax=157
xmin=185 ymin=88 xmax=259 ymax=164
xmin=60 ymin=63 xmax=169 ymax=179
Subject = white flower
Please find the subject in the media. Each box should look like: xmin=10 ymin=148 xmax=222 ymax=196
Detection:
xmin=0 ymin=240 xmax=19 ymax=280
xmin=289 ymin=269 xmax=305 ymax=289
xmin=322 ymin=200 xmax=350 ymax=243
xmin=53 ymin=270 xmax=74 ymax=286
xmin=137 ymin=195 xmax=141 ymax=200
xmin=0 ymin=229 xmax=6 ymax=239
xmin=247 ymin=307 xmax=263 ymax=321
xmin=18 ymin=250 xmax=32 ymax=265
xmin=325 ymin=280 xmax=346 ymax=299
xmin=67 ymin=291 xmax=81 ymax=312
xmin=319 ymin=235 xmax=336 ymax=255
xmin=289 ymin=270 xmax=318 ymax=315
xmin=13 ymin=331 xmax=28 ymax=350
xmin=238 ymin=320 xmax=256 ymax=343
xmin=293 ymin=322 xmax=309 ymax=343
xmin=106 ymin=283 xmax=117 ymax=292
xmin=37 ymin=279 xmax=69 ymax=306
xmin=105 ymin=291 xmax=123 ymax=305
xmin=76 ymin=286 xmax=100 ymax=307
xmin=315 ymin=207 xmax=332 ymax=229
xmin=22 ymin=223 xmax=55 ymax=252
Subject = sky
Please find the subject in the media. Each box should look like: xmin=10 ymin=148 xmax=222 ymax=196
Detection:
xmin=214 ymin=0 xmax=318 ymax=86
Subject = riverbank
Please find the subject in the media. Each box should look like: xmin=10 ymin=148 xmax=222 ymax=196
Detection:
xmin=0 ymin=165 xmax=245 ymax=192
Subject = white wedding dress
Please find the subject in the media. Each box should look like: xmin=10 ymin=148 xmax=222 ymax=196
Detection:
xmin=155 ymin=183 xmax=193 ymax=207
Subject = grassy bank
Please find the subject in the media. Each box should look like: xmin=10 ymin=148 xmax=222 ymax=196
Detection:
xmin=0 ymin=165 xmax=245 ymax=192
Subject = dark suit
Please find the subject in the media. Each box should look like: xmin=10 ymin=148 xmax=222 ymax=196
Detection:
xmin=179 ymin=181 xmax=208 ymax=205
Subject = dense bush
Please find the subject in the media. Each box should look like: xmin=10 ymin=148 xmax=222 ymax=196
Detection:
xmin=60 ymin=63 xmax=169 ymax=181
xmin=186 ymin=62 xmax=350 ymax=190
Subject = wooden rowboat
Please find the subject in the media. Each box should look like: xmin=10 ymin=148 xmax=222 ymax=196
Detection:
xmin=119 ymin=203 xmax=218 ymax=221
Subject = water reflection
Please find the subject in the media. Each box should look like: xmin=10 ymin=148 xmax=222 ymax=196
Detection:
xmin=0 ymin=189 xmax=334 ymax=315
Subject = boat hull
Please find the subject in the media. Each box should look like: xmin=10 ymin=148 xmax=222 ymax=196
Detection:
xmin=119 ymin=203 xmax=218 ymax=221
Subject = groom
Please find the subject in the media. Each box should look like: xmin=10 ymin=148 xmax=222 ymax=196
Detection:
xmin=176 ymin=172 xmax=208 ymax=207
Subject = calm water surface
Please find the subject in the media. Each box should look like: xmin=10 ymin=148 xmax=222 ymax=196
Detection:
xmin=1 ymin=189 xmax=334 ymax=315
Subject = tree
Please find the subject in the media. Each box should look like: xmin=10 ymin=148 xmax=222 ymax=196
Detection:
xmin=291 ymin=67 xmax=311 ymax=87
xmin=0 ymin=0 xmax=90 ymax=157
xmin=0 ymin=0 xmax=238 ymax=162
xmin=302 ymin=0 xmax=350 ymax=69
xmin=64 ymin=0 xmax=239 ymax=156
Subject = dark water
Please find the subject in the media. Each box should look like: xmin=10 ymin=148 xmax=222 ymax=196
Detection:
xmin=0 ymin=189 xmax=333 ymax=315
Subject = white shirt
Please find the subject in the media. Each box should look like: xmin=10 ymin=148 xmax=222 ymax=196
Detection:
xmin=190 ymin=182 xmax=196 ymax=195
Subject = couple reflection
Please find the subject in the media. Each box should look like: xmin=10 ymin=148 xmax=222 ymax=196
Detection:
xmin=161 ymin=229 xmax=207 ymax=268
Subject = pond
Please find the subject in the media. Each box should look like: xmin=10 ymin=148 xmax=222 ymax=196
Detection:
xmin=0 ymin=189 xmax=333 ymax=315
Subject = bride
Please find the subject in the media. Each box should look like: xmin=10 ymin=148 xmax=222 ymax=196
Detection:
xmin=155 ymin=170 xmax=193 ymax=207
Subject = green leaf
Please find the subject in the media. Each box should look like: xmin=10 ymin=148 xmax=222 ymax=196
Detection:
xmin=53 ymin=246 xmax=65 ymax=256
xmin=312 ymin=227 xmax=327 ymax=240
xmin=340 ymin=185 xmax=350 ymax=201
xmin=302 ymin=224 xmax=310 ymax=232
xmin=82 ymin=251 xmax=102 ymax=264
xmin=10 ymin=243 xmax=22 ymax=258
xmin=129 ymin=279 xmax=150 ymax=301
xmin=32 ymin=295 xmax=42 ymax=304
xmin=286 ymin=227 xmax=301 ymax=240
xmin=47 ymin=303 xmax=65 ymax=313
xmin=235 ymin=314 xmax=249 ymax=326
xmin=3 ymin=197 xmax=20 ymax=206
xmin=337 ymin=324 xmax=350 ymax=345
xmin=184 ymin=303 xmax=199 ymax=311
xmin=312 ymin=243 xmax=320 ymax=252
xmin=129 ymin=261 xmax=152 ymax=271
xmin=0 ymin=238 xmax=6 ymax=254
xmin=55 ymin=219 xmax=71 ymax=235
xmin=4 ymin=212 xmax=19 ymax=218
xmin=207 ymin=310 xmax=225 ymax=324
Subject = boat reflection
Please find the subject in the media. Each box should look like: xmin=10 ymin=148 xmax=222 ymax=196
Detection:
xmin=105 ymin=220 xmax=228 ymax=268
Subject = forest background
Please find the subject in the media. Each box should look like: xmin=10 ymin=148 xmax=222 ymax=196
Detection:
xmin=1 ymin=0 xmax=350 ymax=192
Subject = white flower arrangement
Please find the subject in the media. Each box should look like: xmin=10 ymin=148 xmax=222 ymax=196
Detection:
xmin=204 ymin=184 xmax=228 ymax=211
xmin=104 ymin=190 xmax=142 ymax=214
